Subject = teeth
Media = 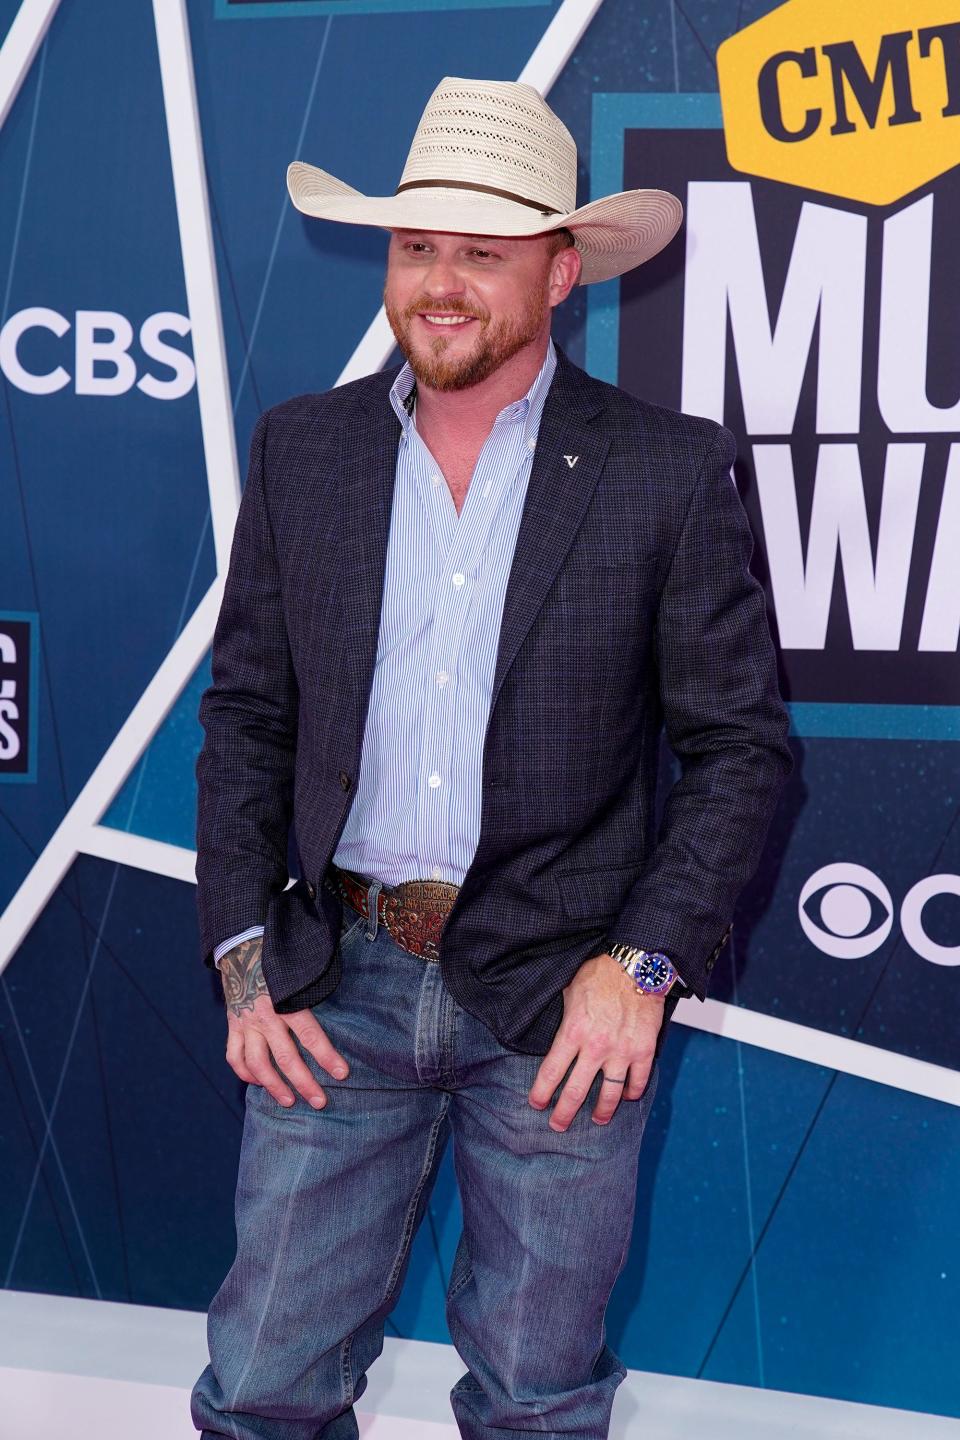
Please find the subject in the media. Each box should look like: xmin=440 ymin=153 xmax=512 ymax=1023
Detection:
xmin=422 ymin=315 xmax=472 ymax=325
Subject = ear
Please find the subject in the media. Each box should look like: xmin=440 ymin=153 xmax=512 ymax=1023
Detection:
xmin=548 ymin=243 xmax=582 ymax=307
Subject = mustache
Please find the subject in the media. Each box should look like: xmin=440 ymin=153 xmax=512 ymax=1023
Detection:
xmin=404 ymin=297 xmax=488 ymax=323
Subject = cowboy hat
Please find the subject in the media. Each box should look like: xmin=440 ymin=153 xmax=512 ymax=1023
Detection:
xmin=286 ymin=76 xmax=682 ymax=285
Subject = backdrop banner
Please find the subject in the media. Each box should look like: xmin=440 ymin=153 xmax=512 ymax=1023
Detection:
xmin=0 ymin=0 xmax=957 ymax=1421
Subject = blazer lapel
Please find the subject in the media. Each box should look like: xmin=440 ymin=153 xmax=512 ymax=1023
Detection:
xmin=489 ymin=348 xmax=610 ymax=713
xmin=337 ymin=377 xmax=402 ymax=750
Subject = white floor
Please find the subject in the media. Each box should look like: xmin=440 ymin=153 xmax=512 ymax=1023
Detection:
xmin=1 ymin=1289 xmax=958 ymax=1440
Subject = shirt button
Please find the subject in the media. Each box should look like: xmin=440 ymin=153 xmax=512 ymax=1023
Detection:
xmin=428 ymin=773 xmax=441 ymax=788
xmin=436 ymin=670 xmax=449 ymax=686
xmin=452 ymin=572 xmax=465 ymax=587
xmin=431 ymin=866 xmax=443 ymax=880
xmin=432 ymin=473 xmax=442 ymax=487
xmin=527 ymin=437 xmax=536 ymax=451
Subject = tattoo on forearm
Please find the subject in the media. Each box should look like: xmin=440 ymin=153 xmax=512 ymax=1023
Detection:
xmin=221 ymin=935 xmax=269 ymax=1017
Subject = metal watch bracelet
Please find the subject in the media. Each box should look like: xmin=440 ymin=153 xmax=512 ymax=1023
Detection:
xmin=608 ymin=941 xmax=678 ymax=995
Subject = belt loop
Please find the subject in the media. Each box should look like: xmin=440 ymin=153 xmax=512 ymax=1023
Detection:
xmin=365 ymin=879 xmax=383 ymax=941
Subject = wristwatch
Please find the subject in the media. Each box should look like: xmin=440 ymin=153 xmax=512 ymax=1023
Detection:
xmin=608 ymin=941 xmax=678 ymax=995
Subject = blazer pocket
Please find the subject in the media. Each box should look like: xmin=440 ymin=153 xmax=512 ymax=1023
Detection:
xmin=554 ymin=860 xmax=643 ymax=924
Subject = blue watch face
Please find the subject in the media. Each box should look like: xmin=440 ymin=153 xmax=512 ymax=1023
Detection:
xmin=634 ymin=950 xmax=676 ymax=993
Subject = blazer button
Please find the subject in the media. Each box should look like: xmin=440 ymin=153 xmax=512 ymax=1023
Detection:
xmin=339 ymin=771 xmax=352 ymax=790
xmin=305 ymin=880 xmax=316 ymax=900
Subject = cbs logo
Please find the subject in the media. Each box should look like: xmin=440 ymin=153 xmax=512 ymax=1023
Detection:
xmin=0 ymin=307 xmax=194 ymax=399
xmin=0 ymin=631 xmax=21 ymax=761
xmin=799 ymin=863 xmax=959 ymax=966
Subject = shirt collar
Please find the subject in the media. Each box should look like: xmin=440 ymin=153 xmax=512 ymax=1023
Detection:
xmin=389 ymin=336 xmax=557 ymax=447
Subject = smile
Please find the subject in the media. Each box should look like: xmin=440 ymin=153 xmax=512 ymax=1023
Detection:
xmin=418 ymin=314 xmax=476 ymax=327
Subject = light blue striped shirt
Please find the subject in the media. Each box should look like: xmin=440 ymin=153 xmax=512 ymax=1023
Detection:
xmin=213 ymin=339 xmax=557 ymax=966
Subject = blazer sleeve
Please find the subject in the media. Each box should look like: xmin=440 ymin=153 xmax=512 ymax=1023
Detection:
xmin=194 ymin=408 xmax=299 ymax=971
xmin=610 ymin=423 xmax=793 ymax=1001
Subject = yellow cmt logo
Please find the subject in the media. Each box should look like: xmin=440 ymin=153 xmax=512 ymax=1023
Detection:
xmin=717 ymin=1 xmax=960 ymax=205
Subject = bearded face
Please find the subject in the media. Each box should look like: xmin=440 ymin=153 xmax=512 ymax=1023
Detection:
xmin=383 ymin=231 xmax=562 ymax=392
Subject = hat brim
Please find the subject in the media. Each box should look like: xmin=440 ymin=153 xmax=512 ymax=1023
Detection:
xmin=286 ymin=161 xmax=682 ymax=285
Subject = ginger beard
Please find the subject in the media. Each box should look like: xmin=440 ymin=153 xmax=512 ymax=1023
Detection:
xmin=384 ymin=282 xmax=549 ymax=393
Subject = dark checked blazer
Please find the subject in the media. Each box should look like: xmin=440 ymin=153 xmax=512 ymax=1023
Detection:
xmin=195 ymin=343 xmax=793 ymax=1059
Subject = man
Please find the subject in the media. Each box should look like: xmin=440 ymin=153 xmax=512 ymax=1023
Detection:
xmin=191 ymin=77 xmax=792 ymax=1440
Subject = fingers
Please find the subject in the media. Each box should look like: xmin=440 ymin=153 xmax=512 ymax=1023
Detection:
xmin=528 ymin=1035 xmax=579 ymax=1111
xmin=547 ymin=1049 xmax=650 ymax=1130
xmin=530 ymin=1027 xmax=636 ymax=1130
xmin=286 ymin=1011 xmax=349 ymax=1083
xmin=225 ymin=1025 xmax=257 ymax=1085
xmin=528 ymin=1018 xmax=657 ymax=1132
xmin=225 ymin=1005 xmax=347 ymax=1109
xmin=591 ymin=1062 xmax=633 ymax=1125
xmin=623 ymin=1056 xmax=653 ymax=1103
xmin=238 ymin=1027 xmax=300 ymax=1106
xmin=263 ymin=1022 xmax=332 ymax=1109
xmin=545 ymin=1054 xmax=602 ymax=1133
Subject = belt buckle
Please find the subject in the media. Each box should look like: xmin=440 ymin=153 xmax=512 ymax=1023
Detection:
xmin=330 ymin=866 xmax=456 ymax=963
xmin=389 ymin=878 xmax=458 ymax=963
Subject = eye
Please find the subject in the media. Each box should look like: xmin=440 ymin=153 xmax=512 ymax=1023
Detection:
xmin=467 ymin=248 xmax=497 ymax=260
xmin=798 ymin=863 xmax=893 ymax=958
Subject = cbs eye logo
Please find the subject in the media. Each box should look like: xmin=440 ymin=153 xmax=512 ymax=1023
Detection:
xmin=799 ymin=863 xmax=960 ymax=967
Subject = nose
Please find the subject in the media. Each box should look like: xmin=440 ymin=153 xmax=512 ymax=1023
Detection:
xmin=422 ymin=253 xmax=465 ymax=299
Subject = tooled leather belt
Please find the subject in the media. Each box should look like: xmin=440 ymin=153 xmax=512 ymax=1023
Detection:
xmin=325 ymin=864 xmax=458 ymax=962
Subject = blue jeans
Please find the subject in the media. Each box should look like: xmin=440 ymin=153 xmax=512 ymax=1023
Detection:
xmin=192 ymin=886 xmax=660 ymax=1440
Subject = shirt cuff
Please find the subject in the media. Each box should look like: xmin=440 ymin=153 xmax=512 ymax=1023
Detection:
xmin=213 ymin=924 xmax=265 ymax=970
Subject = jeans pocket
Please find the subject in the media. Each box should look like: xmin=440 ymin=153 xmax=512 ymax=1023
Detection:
xmin=339 ymin=907 xmax=367 ymax=948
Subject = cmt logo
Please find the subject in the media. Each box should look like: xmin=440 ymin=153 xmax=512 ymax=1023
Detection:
xmin=0 ymin=308 xmax=195 ymax=399
xmin=800 ymin=863 xmax=960 ymax=966
xmin=718 ymin=2 xmax=960 ymax=204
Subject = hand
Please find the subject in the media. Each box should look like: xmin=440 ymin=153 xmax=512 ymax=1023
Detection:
xmin=220 ymin=935 xmax=349 ymax=1108
xmin=528 ymin=951 xmax=663 ymax=1131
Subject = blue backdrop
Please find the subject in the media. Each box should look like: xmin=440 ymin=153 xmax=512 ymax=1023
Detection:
xmin=1 ymin=0 xmax=957 ymax=1421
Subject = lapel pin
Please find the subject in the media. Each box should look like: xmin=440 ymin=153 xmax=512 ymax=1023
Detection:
xmin=563 ymin=455 xmax=579 ymax=468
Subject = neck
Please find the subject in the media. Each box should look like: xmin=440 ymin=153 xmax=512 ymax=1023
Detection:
xmin=412 ymin=333 xmax=551 ymax=440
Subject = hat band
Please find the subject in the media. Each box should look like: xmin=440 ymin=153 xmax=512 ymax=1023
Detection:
xmin=395 ymin=177 xmax=561 ymax=216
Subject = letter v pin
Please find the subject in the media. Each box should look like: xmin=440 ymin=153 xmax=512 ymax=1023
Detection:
xmin=563 ymin=454 xmax=579 ymax=468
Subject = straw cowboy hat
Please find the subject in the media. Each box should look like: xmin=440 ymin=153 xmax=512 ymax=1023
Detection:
xmin=286 ymin=76 xmax=682 ymax=285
